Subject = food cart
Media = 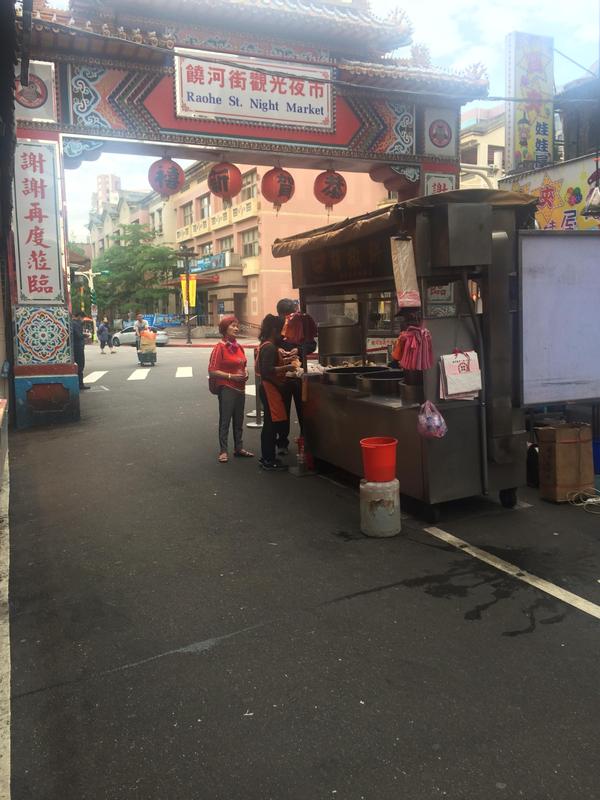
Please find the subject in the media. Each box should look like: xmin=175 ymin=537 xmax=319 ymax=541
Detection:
xmin=272 ymin=189 xmax=538 ymax=519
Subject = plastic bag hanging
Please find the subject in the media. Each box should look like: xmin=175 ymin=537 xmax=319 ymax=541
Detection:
xmin=417 ymin=400 xmax=448 ymax=439
xmin=391 ymin=236 xmax=421 ymax=308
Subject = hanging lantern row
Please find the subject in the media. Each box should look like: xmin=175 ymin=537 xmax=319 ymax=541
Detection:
xmin=149 ymin=158 xmax=348 ymax=214
xmin=148 ymin=157 xmax=185 ymax=199
xmin=261 ymin=167 xmax=295 ymax=212
xmin=313 ymin=170 xmax=347 ymax=212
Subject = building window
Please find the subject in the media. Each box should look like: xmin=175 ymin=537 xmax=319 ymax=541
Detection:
xmin=200 ymin=242 xmax=213 ymax=256
xmin=105 ymin=235 xmax=111 ymax=250
xmin=200 ymin=194 xmax=211 ymax=220
xmin=241 ymin=170 xmax=257 ymax=201
xmin=223 ymin=198 xmax=233 ymax=210
xmin=114 ymin=229 xmax=121 ymax=246
xmin=156 ymin=208 xmax=163 ymax=233
xmin=150 ymin=212 xmax=155 ymax=230
xmin=487 ymin=145 xmax=505 ymax=168
xmin=98 ymin=240 xmax=104 ymax=252
xmin=182 ymin=202 xmax=193 ymax=226
xmin=217 ymin=235 xmax=234 ymax=253
xmin=461 ymin=145 xmax=478 ymax=165
xmin=241 ymin=227 xmax=259 ymax=258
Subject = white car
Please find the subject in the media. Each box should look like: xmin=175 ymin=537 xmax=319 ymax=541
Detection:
xmin=112 ymin=326 xmax=169 ymax=347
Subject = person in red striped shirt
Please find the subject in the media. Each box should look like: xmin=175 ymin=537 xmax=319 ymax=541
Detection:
xmin=208 ymin=315 xmax=253 ymax=463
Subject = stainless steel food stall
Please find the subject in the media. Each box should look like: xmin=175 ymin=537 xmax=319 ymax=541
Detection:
xmin=272 ymin=189 xmax=538 ymax=517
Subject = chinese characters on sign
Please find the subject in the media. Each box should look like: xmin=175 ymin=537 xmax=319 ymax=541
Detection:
xmin=502 ymin=156 xmax=600 ymax=232
xmin=424 ymin=173 xmax=456 ymax=195
xmin=13 ymin=142 xmax=64 ymax=304
xmin=505 ymin=33 xmax=554 ymax=172
xmin=175 ymin=49 xmax=333 ymax=131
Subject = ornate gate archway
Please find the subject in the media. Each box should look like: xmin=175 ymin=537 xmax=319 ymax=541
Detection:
xmin=13 ymin=0 xmax=487 ymax=427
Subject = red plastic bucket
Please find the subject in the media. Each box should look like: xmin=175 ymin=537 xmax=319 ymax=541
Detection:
xmin=360 ymin=437 xmax=398 ymax=482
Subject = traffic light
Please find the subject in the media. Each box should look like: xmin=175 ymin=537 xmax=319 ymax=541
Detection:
xmin=90 ymin=289 xmax=97 ymax=305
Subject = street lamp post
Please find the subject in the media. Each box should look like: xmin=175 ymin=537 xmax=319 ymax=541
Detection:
xmin=177 ymin=245 xmax=195 ymax=345
xmin=72 ymin=268 xmax=109 ymax=340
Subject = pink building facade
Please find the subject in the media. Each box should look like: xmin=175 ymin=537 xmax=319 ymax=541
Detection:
xmin=173 ymin=163 xmax=388 ymax=328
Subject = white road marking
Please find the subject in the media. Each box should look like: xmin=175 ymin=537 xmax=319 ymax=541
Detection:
xmin=0 ymin=454 xmax=10 ymax=796
xmin=127 ymin=369 xmax=150 ymax=381
xmin=84 ymin=371 xmax=108 ymax=384
xmin=424 ymin=526 xmax=600 ymax=622
xmin=246 ymin=385 xmax=256 ymax=396
xmin=175 ymin=367 xmax=193 ymax=378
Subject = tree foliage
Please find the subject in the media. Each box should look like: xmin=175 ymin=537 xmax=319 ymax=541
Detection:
xmin=92 ymin=224 xmax=178 ymax=316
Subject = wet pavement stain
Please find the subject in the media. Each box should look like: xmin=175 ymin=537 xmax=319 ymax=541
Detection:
xmin=400 ymin=558 xmax=567 ymax=635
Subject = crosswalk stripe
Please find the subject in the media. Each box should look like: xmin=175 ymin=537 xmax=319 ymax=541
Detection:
xmin=246 ymin=385 xmax=256 ymax=396
xmin=84 ymin=371 xmax=108 ymax=384
xmin=127 ymin=369 xmax=150 ymax=381
xmin=175 ymin=367 xmax=193 ymax=378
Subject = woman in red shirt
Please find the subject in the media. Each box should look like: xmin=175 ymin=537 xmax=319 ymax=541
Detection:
xmin=208 ymin=315 xmax=253 ymax=463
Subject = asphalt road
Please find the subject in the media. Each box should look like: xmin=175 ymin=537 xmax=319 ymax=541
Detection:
xmin=9 ymin=344 xmax=600 ymax=800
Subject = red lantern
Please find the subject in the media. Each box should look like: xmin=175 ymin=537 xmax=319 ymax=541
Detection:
xmin=314 ymin=170 xmax=347 ymax=211
xmin=208 ymin=162 xmax=242 ymax=200
xmin=261 ymin=167 xmax=295 ymax=211
xmin=148 ymin=158 xmax=185 ymax=198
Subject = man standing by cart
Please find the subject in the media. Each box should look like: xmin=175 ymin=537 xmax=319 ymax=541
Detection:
xmin=275 ymin=298 xmax=317 ymax=456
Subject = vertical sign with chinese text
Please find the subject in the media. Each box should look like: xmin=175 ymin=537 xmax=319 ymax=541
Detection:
xmin=175 ymin=49 xmax=333 ymax=131
xmin=506 ymin=32 xmax=554 ymax=173
xmin=13 ymin=141 xmax=65 ymax=304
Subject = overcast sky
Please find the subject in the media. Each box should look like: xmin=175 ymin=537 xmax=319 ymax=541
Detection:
xmin=62 ymin=0 xmax=600 ymax=240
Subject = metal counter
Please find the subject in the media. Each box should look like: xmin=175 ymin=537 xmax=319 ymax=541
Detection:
xmin=304 ymin=379 xmax=526 ymax=506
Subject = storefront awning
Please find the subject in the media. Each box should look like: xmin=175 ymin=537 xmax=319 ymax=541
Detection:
xmin=272 ymin=189 xmax=538 ymax=257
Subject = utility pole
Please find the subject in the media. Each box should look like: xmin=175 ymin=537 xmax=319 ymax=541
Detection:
xmin=73 ymin=268 xmax=108 ymax=341
xmin=177 ymin=245 xmax=195 ymax=345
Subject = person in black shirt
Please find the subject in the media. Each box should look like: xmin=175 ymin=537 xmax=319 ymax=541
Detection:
xmin=256 ymin=314 xmax=294 ymax=471
xmin=71 ymin=310 xmax=89 ymax=390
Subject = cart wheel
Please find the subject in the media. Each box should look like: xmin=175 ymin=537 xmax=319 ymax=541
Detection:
xmin=424 ymin=504 xmax=441 ymax=524
xmin=499 ymin=488 xmax=518 ymax=509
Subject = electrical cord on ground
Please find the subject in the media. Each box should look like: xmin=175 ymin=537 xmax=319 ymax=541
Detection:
xmin=567 ymin=488 xmax=600 ymax=514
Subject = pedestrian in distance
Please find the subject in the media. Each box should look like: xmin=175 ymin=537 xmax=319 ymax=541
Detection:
xmin=71 ymin=310 xmax=89 ymax=390
xmin=256 ymin=313 xmax=298 ymax=471
xmin=97 ymin=317 xmax=115 ymax=354
xmin=208 ymin=315 xmax=254 ymax=464
xmin=133 ymin=313 xmax=148 ymax=352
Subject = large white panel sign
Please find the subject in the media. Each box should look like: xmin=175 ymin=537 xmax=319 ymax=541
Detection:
xmin=520 ymin=231 xmax=600 ymax=404
xmin=13 ymin=141 xmax=65 ymax=304
xmin=175 ymin=48 xmax=333 ymax=131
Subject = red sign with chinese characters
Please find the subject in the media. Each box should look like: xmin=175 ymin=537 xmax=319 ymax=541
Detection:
xmin=13 ymin=141 xmax=64 ymax=304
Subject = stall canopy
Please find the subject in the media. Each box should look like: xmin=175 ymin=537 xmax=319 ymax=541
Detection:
xmin=272 ymin=189 xmax=539 ymax=257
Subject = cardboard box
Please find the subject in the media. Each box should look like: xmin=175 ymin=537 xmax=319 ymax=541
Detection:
xmin=536 ymin=424 xmax=594 ymax=503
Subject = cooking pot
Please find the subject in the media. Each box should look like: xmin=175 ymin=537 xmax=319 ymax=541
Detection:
xmin=323 ymin=366 xmax=384 ymax=388
xmin=317 ymin=323 xmax=362 ymax=360
xmin=356 ymin=369 xmax=405 ymax=396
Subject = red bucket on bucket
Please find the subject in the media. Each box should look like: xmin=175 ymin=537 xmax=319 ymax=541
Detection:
xmin=360 ymin=437 xmax=398 ymax=482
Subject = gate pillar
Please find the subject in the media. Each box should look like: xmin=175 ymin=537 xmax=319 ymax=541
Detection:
xmin=12 ymin=135 xmax=79 ymax=429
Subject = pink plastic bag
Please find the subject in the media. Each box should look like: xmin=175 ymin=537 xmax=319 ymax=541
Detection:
xmin=417 ymin=400 xmax=448 ymax=439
